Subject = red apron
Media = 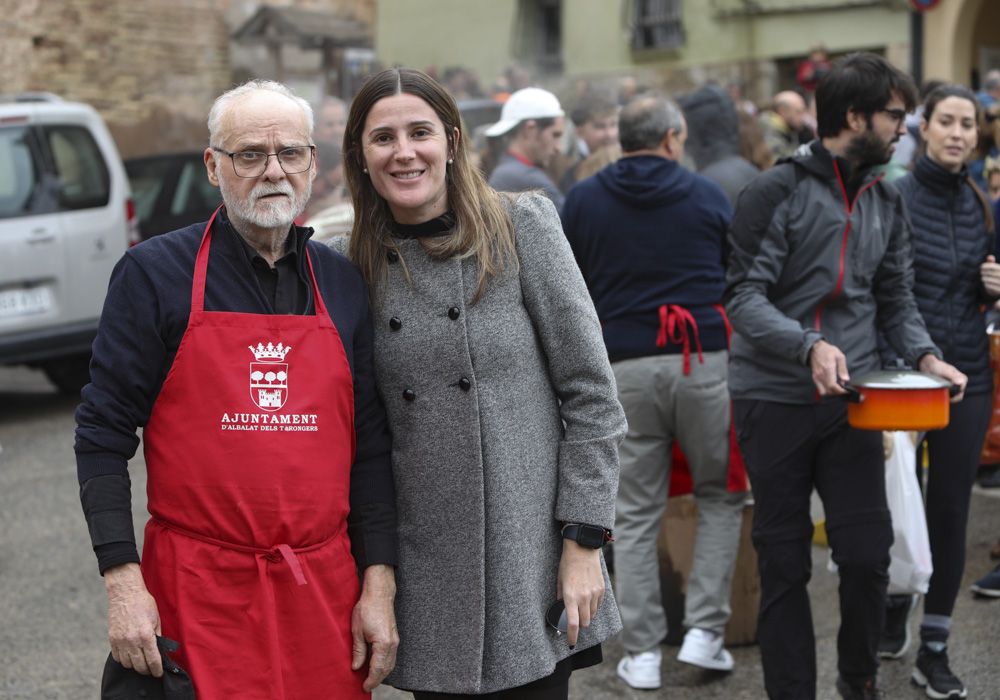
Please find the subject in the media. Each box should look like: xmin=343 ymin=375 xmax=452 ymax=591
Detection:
xmin=654 ymin=303 xmax=749 ymax=496
xmin=139 ymin=209 xmax=366 ymax=700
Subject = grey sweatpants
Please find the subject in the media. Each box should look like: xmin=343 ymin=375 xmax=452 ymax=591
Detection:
xmin=612 ymin=351 xmax=746 ymax=652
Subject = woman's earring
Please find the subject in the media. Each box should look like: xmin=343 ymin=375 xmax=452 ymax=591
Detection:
xmin=362 ymin=167 xmax=368 ymax=173
xmin=447 ymin=158 xmax=454 ymax=164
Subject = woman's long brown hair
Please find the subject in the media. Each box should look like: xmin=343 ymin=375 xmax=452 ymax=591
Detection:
xmin=343 ymin=68 xmax=517 ymax=303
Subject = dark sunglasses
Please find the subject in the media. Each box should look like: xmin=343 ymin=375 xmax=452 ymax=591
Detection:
xmin=545 ymin=599 xmax=569 ymax=636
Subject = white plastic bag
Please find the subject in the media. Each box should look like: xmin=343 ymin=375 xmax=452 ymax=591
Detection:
xmin=884 ymin=431 xmax=933 ymax=594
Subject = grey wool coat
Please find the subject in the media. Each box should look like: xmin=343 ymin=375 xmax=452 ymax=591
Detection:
xmin=330 ymin=193 xmax=625 ymax=694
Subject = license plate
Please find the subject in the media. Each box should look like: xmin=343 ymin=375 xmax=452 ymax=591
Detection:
xmin=0 ymin=286 xmax=52 ymax=318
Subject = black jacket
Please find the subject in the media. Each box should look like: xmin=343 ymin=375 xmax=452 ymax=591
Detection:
xmin=725 ymin=141 xmax=940 ymax=402
xmin=893 ymin=156 xmax=995 ymax=395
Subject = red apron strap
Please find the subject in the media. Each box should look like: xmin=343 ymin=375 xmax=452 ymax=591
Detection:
xmin=191 ymin=205 xmax=224 ymax=313
xmin=303 ymin=248 xmax=334 ymax=328
xmin=272 ymin=544 xmax=308 ymax=586
xmin=713 ymin=303 xmax=733 ymax=347
xmin=655 ymin=304 xmax=705 ymax=376
xmin=152 ymin=517 xmax=335 ymax=587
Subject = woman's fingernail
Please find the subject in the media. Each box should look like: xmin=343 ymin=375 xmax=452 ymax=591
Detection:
xmin=569 ymin=645 xmax=575 ymax=650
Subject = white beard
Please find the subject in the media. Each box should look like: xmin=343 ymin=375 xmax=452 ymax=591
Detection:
xmin=216 ymin=158 xmax=311 ymax=230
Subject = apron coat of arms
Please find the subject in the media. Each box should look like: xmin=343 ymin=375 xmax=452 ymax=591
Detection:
xmin=249 ymin=342 xmax=291 ymax=411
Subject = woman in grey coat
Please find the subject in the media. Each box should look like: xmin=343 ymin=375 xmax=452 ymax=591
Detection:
xmin=335 ymin=67 xmax=626 ymax=699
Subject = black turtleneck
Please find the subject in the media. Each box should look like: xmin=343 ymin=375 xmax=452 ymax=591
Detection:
xmin=390 ymin=212 xmax=455 ymax=239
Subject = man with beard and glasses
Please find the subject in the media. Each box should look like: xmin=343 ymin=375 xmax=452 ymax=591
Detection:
xmin=75 ymin=80 xmax=398 ymax=699
xmin=725 ymin=53 xmax=967 ymax=700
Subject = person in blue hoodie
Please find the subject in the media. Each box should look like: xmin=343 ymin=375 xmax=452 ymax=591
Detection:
xmin=562 ymin=94 xmax=747 ymax=691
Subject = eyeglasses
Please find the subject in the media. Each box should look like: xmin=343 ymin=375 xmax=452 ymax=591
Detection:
xmin=879 ymin=108 xmax=908 ymax=124
xmin=212 ymin=146 xmax=314 ymax=178
xmin=545 ymin=599 xmax=568 ymax=636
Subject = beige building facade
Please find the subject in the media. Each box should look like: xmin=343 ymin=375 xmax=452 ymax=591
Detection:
xmin=922 ymin=0 xmax=1000 ymax=86
xmin=375 ymin=0 xmax=911 ymax=103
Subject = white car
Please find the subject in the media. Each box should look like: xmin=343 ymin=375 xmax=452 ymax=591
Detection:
xmin=0 ymin=94 xmax=137 ymax=393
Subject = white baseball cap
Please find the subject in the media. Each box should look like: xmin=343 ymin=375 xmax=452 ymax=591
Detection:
xmin=484 ymin=87 xmax=564 ymax=137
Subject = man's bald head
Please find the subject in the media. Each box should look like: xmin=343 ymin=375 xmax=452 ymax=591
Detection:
xmin=207 ymin=80 xmax=314 ymax=148
xmin=774 ymin=90 xmax=807 ymax=131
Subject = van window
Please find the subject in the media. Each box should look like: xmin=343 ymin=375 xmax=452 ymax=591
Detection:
xmin=0 ymin=126 xmax=43 ymax=219
xmin=170 ymin=159 xmax=219 ymax=216
xmin=43 ymin=126 xmax=111 ymax=210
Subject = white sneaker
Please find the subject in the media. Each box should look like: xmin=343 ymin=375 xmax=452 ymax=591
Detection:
xmin=677 ymin=628 xmax=734 ymax=671
xmin=616 ymin=648 xmax=662 ymax=689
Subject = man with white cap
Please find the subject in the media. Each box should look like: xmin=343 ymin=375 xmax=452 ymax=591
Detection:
xmin=486 ymin=87 xmax=566 ymax=210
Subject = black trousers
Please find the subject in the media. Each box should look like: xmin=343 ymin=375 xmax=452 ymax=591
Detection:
xmin=409 ymin=649 xmax=597 ymax=700
xmin=922 ymin=392 xmax=992 ymax=619
xmin=734 ymin=399 xmax=892 ymax=700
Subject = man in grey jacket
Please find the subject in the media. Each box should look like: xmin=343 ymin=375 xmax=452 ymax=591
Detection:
xmin=726 ymin=53 xmax=967 ymax=700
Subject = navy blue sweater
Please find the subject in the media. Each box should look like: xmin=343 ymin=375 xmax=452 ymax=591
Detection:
xmin=75 ymin=211 xmax=396 ymax=573
xmin=894 ymin=156 xmax=995 ymax=395
xmin=561 ymin=155 xmax=732 ymax=362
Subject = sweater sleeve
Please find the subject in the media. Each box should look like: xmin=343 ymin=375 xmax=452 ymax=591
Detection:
xmin=346 ymin=284 xmax=398 ymax=570
xmin=511 ymin=193 xmax=626 ymax=529
xmin=75 ymin=252 xmax=167 ymax=573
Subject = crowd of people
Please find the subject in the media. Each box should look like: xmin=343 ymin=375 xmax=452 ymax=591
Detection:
xmin=74 ymin=51 xmax=1000 ymax=700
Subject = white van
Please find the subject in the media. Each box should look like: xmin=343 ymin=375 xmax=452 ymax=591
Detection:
xmin=0 ymin=94 xmax=138 ymax=393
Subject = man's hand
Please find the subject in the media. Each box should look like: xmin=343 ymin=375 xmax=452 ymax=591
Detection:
xmin=808 ymin=339 xmax=849 ymax=396
xmin=981 ymin=255 xmax=1000 ymax=297
xmin=918 ymin=354 xmax=968 ymax=402
xmin=557 ymin=539 xmax=605 ymax=648
xmin=105 ymin=563 xmax=162 ymax=677
xmin=351 ymin=564 xmax=398 ymax=692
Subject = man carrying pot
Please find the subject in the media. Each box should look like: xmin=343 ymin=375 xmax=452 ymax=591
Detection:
xmin=725 ymin=53 xmax=966 ymax=700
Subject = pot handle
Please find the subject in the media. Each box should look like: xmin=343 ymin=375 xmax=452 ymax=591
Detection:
xmin=948 ymin=383 xmax=961 ymax=398
xmin=838 ymin=381 xmax=863 ymax=403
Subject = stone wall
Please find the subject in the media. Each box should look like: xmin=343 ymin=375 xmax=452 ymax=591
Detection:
xmin=0 ymin=0 xmax=373 ymax=158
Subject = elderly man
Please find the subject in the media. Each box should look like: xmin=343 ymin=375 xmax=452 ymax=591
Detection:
xmin=562 ymin=95 xmax=746 ymax=690
xmin=726 ymin=54 xmax=967 ymax=699
xmin=758 ymin=90 xmax=808 ymax=161
xmin=486 ymin=86 xmax=566 ymax=209
xmin=76 ymin=80 xmax=397 ymax=698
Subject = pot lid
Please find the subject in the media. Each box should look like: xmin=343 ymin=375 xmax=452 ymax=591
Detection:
xmin=851 ymin=370 xmax=951 ymax=390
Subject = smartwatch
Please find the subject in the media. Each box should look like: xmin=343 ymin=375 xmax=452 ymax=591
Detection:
xmin=561 ymin=522 xmax=613 ymax=549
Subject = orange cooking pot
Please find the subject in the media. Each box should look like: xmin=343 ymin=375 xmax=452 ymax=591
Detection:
xmin=843 ymin=370 xmax=957 ymax=431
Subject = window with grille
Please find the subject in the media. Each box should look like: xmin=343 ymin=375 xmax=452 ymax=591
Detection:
xmin=632 ymin=0 xmax=685 ymax=51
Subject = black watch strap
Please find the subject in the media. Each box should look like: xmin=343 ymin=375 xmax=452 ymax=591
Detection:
xmin=561 ymin=522 xmax=613 ymax=549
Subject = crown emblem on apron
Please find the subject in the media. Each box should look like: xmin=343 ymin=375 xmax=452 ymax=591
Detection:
xmin=249 ymin=341 xmax=291 ymax=411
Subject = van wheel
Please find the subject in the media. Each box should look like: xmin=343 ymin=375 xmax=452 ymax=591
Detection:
xmin=43 ymin=354 xmax=92 ymax=395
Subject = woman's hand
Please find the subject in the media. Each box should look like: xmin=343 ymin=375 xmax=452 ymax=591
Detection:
xmin=981 ymin=255 xmax=1000 ymax=297
xmin=918 ymin=353 xmax=968 ymax=402
xmin=557 ymin=539 xmax=605 ymax=647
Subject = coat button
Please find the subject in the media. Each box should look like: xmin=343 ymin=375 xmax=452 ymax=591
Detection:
xmin=403 ymin=389 xmax=416 ymax=401
xmin=389 ymin=317 xmax=402 ymax=331
xmin=448 ymin=306 xmax=461 ymax=320
xmin=458 ymin=377 xmax=471 ymax=392
xmin=387 ymin=249 xmax=399 ymax=263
